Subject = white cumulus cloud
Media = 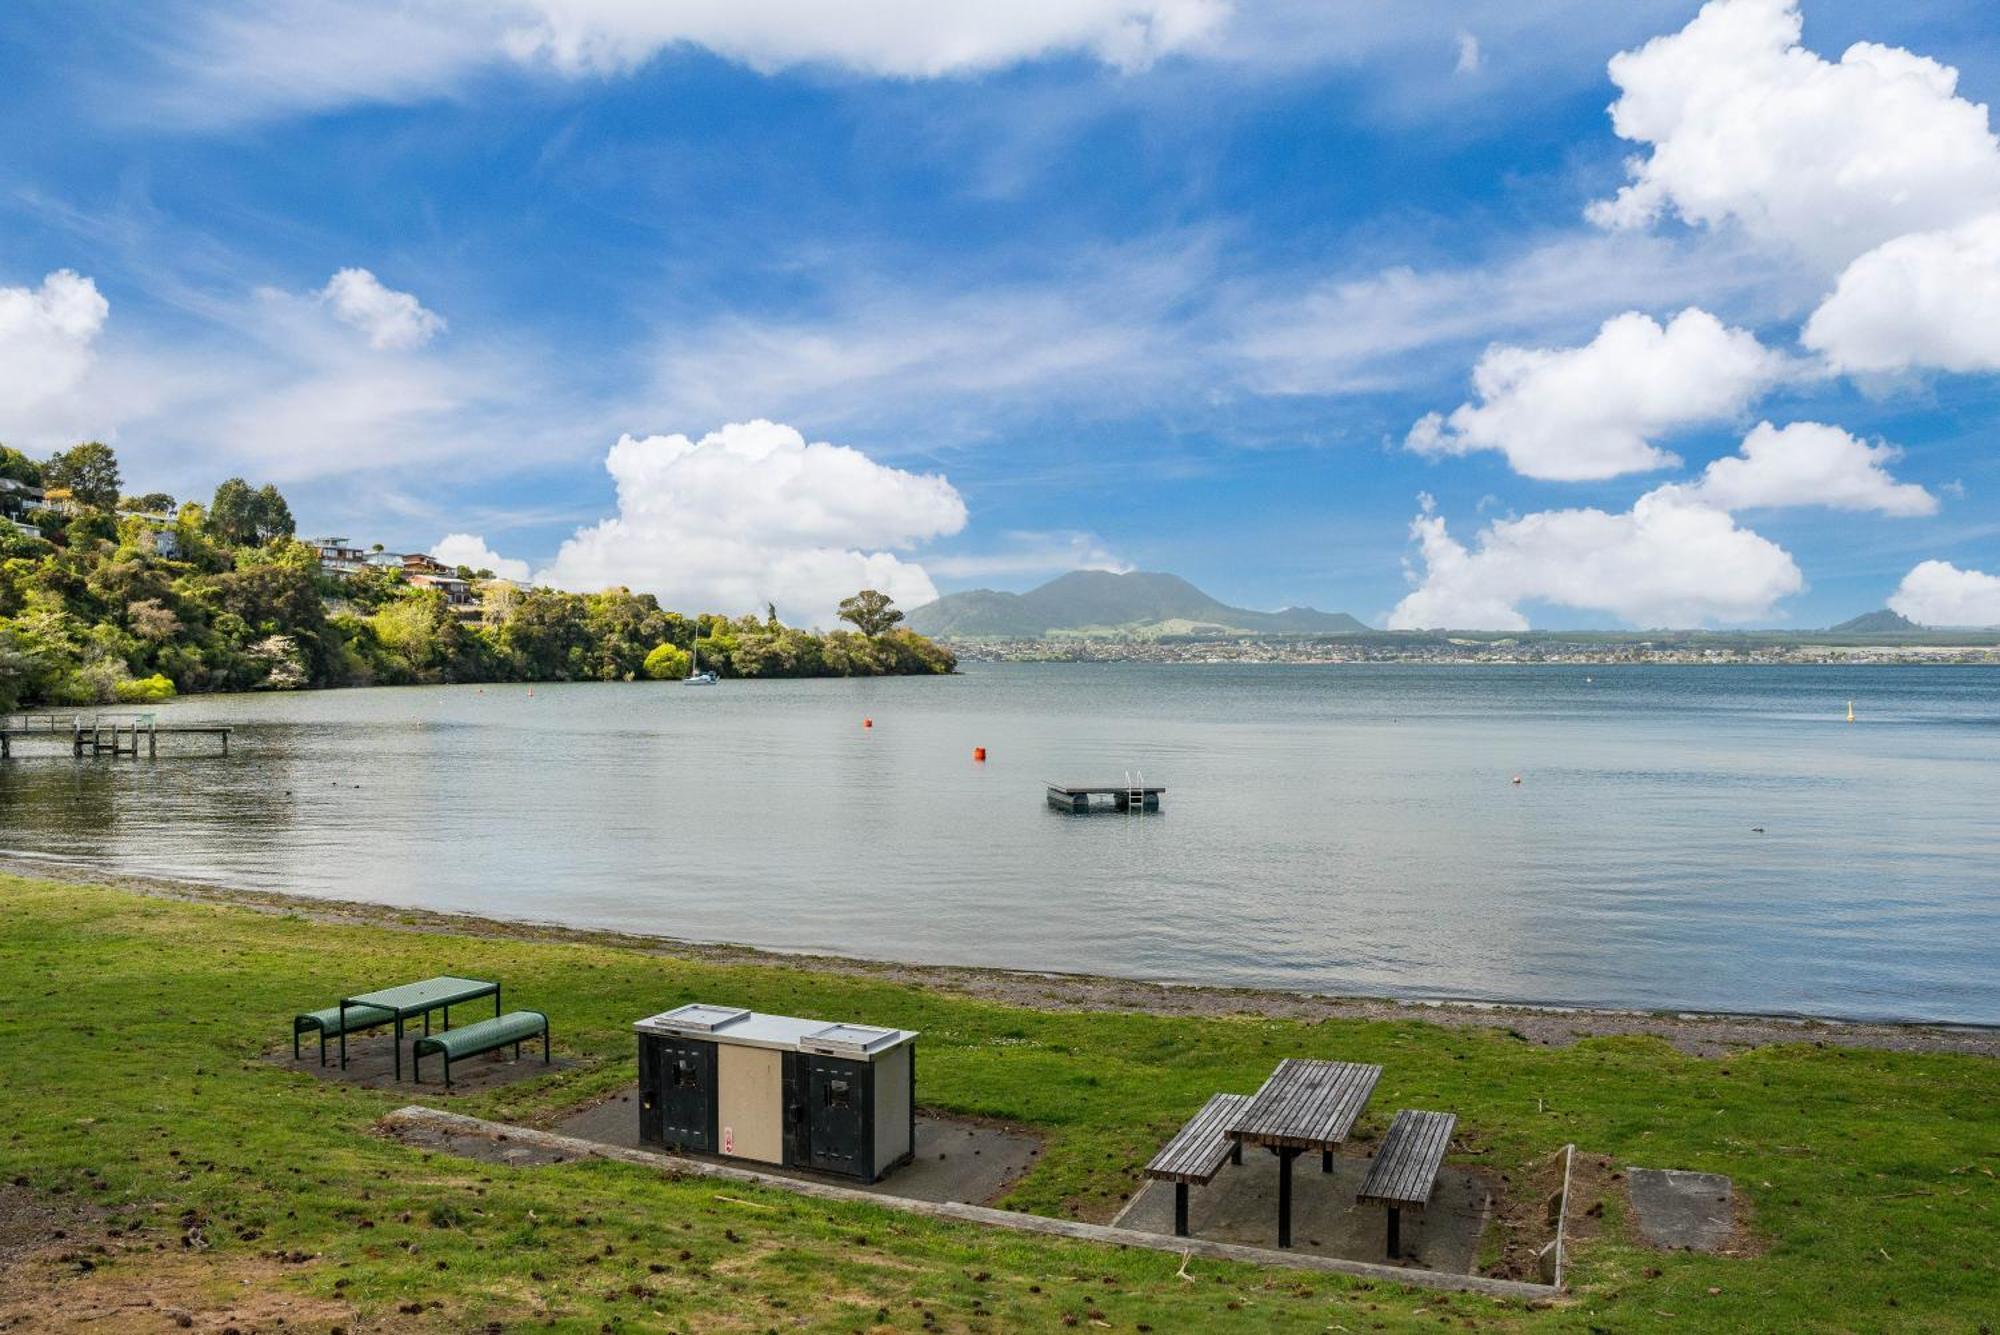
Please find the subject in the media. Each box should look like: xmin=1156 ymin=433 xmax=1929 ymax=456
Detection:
xmin=1667 ymin=421 xmax=1935 ymax=517
xmin=1387 ymin=489 xmax=1803 ymax=630
xmin=1888 ymin=560 xmax=2000 ymax=628
xmin=1803 ymin=212 xmax=2000 ymax=374
xmin=1405 ymin=308 xmax=1794 ymax=481
xmin=431 ymin=533 xmax=532 ymax=581
xmin=319 ymin=268 xmax=447 ymax=350
xmin=538 ymin=419 xmax=967 ymax=626
xmin=0 ymin=269 xmax=111 ymax=448
xmin=1587 ymin=0 xmax=2000 ymax=269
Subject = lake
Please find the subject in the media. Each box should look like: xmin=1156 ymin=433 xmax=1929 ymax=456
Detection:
xmin=3 ymin=663 xmax=1996 ymax=1024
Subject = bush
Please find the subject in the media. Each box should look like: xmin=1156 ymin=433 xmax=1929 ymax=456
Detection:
xmin=114 ymin=673 xmax=176 ymax=703
xmin=642 ymin=642 xmax=690 ymax=680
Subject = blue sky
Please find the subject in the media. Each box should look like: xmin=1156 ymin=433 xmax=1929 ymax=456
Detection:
xmin=3 ymin=0 xmax=1999 ymax=628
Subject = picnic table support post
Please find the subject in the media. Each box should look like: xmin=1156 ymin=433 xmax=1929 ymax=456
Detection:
xmin=494 ymin=984 xmax=502 ymax=1019
xmin=1322 ymin=1149 xmax=1332 ymax=1173
xmin=393 ymin=1016 xmax=404 ymax=1081
xmin=1387 ymin=1206 xmax=1402 ymax=1259
xmin=1275 ymin=1147 xmax=1300 ymax=1249
xmin=339 ymin=1000 xmax=349 ymax=1069
xmin=1230 ymin=1139 xmax=1242 ymax=1166
xmin=1174 ymin=1183 xmax=1190 ymax=1237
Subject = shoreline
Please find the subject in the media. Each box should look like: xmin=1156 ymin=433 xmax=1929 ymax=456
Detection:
xmin=7 ymin=853 xmax=1993 ymax=1058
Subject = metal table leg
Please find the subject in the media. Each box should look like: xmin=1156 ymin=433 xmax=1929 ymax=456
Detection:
xmin=1275 ymin=1147 xmax=1301 ymax=1248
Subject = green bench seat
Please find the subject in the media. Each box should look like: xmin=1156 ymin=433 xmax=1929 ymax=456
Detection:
xmin=412 ymin=1010 xmax=550 ymax=1088
xmin=293 ymin=1003 xmax=396 ymax=1065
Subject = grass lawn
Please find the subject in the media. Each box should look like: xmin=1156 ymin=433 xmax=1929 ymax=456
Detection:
xmin=1 ymin=873 xmax=1994 ymax=1331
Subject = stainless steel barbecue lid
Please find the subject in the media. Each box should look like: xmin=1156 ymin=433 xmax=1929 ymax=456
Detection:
xmin=800 ymin=1022 xmax=903 ymax=1057
xmin=642 ymin=1003 xmax=750 ymax=1033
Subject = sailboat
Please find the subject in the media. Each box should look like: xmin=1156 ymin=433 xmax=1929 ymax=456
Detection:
xmin=685 ymin=631 xmax=718 ymax=685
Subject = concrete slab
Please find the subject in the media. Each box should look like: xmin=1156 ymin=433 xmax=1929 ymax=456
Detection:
xmin=1112 ymin=1152 xmax=1491 ymax=1274
xmin=1626 ymin=1168 xmax=1734 ymax=1252
xmin=268 ymin=1032 xmax=573 ymax=1094
xmin=554 ymin=1086 xmax=1040 ymax=1206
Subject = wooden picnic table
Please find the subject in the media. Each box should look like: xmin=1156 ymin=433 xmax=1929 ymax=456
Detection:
xmin=1226 ymin=1058 xmax=1383 ymax=1247
xmin=340 ymin=976 xmax=500 ymax=1080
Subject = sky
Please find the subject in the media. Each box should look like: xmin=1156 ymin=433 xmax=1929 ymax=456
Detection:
xmin=3 ymin=0 xmax=1999 ymax=630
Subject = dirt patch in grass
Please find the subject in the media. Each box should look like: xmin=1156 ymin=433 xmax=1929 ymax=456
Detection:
xmin=0 ymin=1186 xmax=354 ymax=1333
xmin=18 ymin=856 xmax=1993 ymax=1060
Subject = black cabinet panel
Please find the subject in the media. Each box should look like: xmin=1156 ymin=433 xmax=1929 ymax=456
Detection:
xmin=646 ymin=1036 xmax=717 ymax=1153
xmin=805 ymin=1055 xmax=871 ymax=1179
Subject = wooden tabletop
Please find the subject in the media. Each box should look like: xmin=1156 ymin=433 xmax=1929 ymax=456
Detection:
xmin=1226 ymin=1058 xmax=1382 ymax=1150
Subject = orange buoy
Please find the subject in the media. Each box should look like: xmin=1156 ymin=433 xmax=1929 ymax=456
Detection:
xmin=864 ymin=718 xmax=873 ymax=728
xmin=973 ymin=747 xmax=986 ymax=762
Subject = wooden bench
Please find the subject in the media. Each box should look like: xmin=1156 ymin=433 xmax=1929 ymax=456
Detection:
xmin=1143 ymin=1093 xmax=1250 ymax=1236
xmin=1357 ymin=1109 xmax=1456 ymax=1258
xmin=294 ymin=1003 xmax=395 ymax=1066
xmin=411 ymin=1011 xmax=550 ymax=1088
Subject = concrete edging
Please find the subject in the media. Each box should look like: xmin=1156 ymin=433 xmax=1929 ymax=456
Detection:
xmin=381 ymin=1106 xmax=1559 ymax=1302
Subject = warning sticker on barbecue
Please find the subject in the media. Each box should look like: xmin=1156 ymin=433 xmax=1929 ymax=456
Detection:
xmin=722 ymin=1126 xmax=734 ymax=1155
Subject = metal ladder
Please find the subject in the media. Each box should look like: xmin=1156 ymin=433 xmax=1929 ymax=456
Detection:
xmin=1124 ymin=768 xmax=1145 ymax=813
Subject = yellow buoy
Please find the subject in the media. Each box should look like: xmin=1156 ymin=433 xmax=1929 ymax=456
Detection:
xmin=1847 ymin=700 xmax=1855 ymax=723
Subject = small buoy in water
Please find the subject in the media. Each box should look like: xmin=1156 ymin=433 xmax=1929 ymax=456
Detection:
xmin=863 ymin=717 xmax=873 ymax=728
xmin=1847 ymin=700 xmax=1855 ymax=723
xmin=973 ymin=746 xmax=986 ymax=762
xmin=1751 ymin=827 xmax=1765 ymax=834
xmin=1511 ymin=775 xmax=1523 ymax=785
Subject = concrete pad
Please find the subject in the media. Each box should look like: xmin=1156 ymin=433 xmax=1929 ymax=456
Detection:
xmin=555 ymin=1086 xmax=1040 ymax=1206
xmin=268 ymin=1031 xmax=573 ymax=1095
xmin=1626 ymin=1168 xmax=1734 ymax=1252
xmin=1112 ymin=1152 xmax=1491 ymax=1274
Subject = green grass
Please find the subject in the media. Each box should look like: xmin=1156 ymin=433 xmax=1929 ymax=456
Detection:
xmin=2 ymin=875 xmax=1994 ymax=1331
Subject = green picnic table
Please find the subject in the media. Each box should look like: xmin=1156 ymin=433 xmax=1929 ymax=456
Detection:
xmin=340 ymin=976 xmax=500 ymax=1080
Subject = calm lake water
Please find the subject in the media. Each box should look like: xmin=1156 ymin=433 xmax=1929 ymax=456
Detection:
xmin=3 ymin=663 xmax=1996 ymax=1024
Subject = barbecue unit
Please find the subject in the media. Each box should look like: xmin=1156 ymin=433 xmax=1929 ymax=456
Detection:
xmin=633 ymin=1003 xmax=917 ymax=1182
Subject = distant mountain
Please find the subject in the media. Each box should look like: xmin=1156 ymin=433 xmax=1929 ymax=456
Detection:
xmin=1828 ymin=609 xmax=1922 ymax=633
xmin=906 ymin=570 xmax=1369 ymax=638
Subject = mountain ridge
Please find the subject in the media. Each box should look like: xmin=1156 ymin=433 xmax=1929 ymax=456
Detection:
xmin=906 ymin=570 xmax=1368 ymax=638
xmin=1828 ymin=609 xmax=1922 ymax=633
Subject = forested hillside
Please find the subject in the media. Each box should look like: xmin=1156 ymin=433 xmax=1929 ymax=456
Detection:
xmin=0 ymin=443 xmax=952 ymax=711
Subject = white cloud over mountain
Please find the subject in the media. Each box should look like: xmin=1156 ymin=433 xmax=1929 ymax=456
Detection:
xmin=320 ymin=268 xmax=447 ymax=350
xmin=1387 ymin=490 xmax=1803 ymax=631
xmin=538 ymin=420 xmax=966 ymax=626
xmin=1405 ymin=309 xmax=1793 ymax=481
xmin=0 ymin=270 xmax=110 ymax=449
xmin=1588 ymin=0 xmax=2000 ymax=270
xmin=1390 ymin=419 xmax=1933 ymax=629
xmin=1803 ymin=213 xmax=2000 ymax=375
xmin=1888 ymin=561 xmax=2000 ymax=628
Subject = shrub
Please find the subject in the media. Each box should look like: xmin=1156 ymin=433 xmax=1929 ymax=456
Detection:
xmin=114 ymin=673 xmax=176 ymax=703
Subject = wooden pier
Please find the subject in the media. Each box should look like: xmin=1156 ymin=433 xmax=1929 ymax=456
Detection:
xmin=1046 ymin=783 xmax=1164 ymax=814
xmin=0 ymin=713 xmax=233 ymax=759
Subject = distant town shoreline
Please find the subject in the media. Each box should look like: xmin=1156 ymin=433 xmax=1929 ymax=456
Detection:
xmin=944 ymin=632 xmax=2000 ymax=667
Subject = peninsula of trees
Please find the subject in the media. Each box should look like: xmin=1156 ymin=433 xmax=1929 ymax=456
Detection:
xmin=0 ymin=442 xmax=953 ymax=711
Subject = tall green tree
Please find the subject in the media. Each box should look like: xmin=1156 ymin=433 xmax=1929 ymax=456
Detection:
xmin=0 ymin=445 xmax=44 ymax=487
xmin=207 ymin=478 xmax=296 ymax=545
xmin=43 ymin=442 xmax=121 ymax=509
xmin=837 ymin=589 xmax=903 ymax=637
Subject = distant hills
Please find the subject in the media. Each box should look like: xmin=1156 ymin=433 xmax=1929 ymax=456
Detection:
xmin=906 ymin=570 xmax=1369 ymax=639
xmin=1828 ymin=609 xmax=1922 ymax=633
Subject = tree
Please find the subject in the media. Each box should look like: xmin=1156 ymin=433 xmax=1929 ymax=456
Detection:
xmin=836 ymin=589 xmax=903 ymax=637
xmin=642 ymin=643 xmax=690 ymax=680
xmin=119 ymin=492 xmax=176 ymax=514
xmin=255 ymin=484 xmax=295 ymax=540
xmin=206 ymin=478 xmax=295 ymax=546
xmin=0 ymin=445 xmax=43 ymax=487
xmin=208 ymin=478 xmax=258 ymax=546
xmin=44 ymin=442 xmax=121 ymax=509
